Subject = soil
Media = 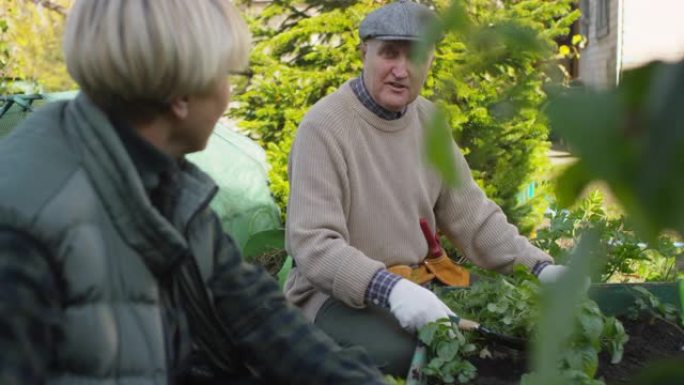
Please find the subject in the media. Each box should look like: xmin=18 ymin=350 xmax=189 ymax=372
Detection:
xmin=595 ymin=317 xmax=684 ymax=384
xmin=460 ymin=316 xmax=684 ymax=385
xmin=468 ymin=346 xmax=528 ymax=385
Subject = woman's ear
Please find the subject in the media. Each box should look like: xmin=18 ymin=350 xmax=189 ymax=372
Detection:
xmin=169 ymin=96 xmax=190 ymax=120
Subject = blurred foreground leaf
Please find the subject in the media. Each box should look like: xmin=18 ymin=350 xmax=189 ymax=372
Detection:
xmin=548 ymin=61 xmax=684 ymax=240
xmin=524 ymin=229 xmax=604 ymax=385
xmin=425 ymin=107 xmax=460 ymax=187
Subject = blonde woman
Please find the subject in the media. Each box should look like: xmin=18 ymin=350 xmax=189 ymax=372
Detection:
xmin=0 ymin=1 xmax=384 ymax=384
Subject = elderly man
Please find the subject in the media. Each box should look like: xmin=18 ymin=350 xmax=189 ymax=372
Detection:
xmin=0 ymin=1 xmax=386 ymax=384
xmin=285 ymin=0 xmax=566 ymax=376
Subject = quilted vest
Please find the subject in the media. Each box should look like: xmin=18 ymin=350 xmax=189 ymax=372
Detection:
xmin=0 ymin=94 xmax=220 ymax=385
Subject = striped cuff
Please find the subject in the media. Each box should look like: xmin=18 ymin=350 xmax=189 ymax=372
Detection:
xmin=532 ymin=261 xmax=552 ymax=277
xmin=364 ymin=269 xmax=402 ymax=308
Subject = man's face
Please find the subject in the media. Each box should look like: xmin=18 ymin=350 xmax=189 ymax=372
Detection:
xmin=361 ymin=39 xmax=433 ymax=112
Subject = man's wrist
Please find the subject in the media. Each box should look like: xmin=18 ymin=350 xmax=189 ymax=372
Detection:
xmin=364 ymin=269 xmax=402 ymax=308
xmin=532 ymin=261 xmax=552 ymax=277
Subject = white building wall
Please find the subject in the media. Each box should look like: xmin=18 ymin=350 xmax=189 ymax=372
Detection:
xmin=578 ymin=0 xmax=622 ymax=88
xmin=621 ymin=0 xmax=684 ymax=70
xmin=578 ymin=0 xmax=684 ymax=88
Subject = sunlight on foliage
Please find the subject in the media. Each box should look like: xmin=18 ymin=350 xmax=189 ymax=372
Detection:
xmin=0 ymin=0 xmax=75 ymax=93
xmin=533 ymin=191 xmax=682 ymax=283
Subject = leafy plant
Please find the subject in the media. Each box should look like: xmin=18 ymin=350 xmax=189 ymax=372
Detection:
xmin=600 ymin=316 xmax=629 ymax=364
xmin=627 ymin=286 xmax=680 ymax=324
xmin=532 ymin=191 xmax=682 ymax=282
xmin=439 ymin=266 xmax=540 ymax=339
xmin=416 ymin=264 xmax=628 ymax=385
xmin=418 ymin=321 xmax=477 ymax=384
xmin=560 ymin=301 xmax=605 ymax=379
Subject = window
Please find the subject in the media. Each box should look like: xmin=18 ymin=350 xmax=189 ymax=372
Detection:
xmin=596 ymin=0 xmax=610 ymax=39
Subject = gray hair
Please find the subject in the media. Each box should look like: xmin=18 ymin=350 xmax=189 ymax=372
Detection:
xmin=63 ymin=0 xmax=250 ymax=120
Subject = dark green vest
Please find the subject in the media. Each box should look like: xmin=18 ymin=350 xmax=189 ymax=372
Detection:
xmin=0 ymin=94 xmax=220 ymax=385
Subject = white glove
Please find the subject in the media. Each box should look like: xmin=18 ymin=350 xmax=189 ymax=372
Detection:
xmin=388 ymin=279 xmax=455 ymax=333
xmin=538 ymin=264 xmax=591 ymax=290
xmin=537 ymin=264 xmax=567 ymax=283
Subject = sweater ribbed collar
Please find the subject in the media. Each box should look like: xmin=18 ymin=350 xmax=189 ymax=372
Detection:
xmin=350 ymin=75 xmax=406 ymax=120
xmin=341 ymin=81 xmax=416 ymax=133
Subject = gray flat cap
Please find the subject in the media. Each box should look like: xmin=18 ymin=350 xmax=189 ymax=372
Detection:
xmin=359 ymin=0 xmax=437 ymax=41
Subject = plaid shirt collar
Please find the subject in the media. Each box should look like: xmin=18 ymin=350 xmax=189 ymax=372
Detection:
xmin=350 ymin=75 xmax=407 ymax=121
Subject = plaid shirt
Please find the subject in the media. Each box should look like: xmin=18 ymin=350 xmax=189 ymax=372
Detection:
xmin=350 ymin=76 xmax=406 ymax=120
xmin=365 ymin=269 xmax=403 ymax=308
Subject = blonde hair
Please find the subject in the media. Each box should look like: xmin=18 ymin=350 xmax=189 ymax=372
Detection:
xmin=63 ymin=0 xmax=250 ymax=120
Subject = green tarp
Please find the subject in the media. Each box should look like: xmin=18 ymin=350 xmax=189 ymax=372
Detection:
xmin=187 ymin=121 xmax=281 ymax=251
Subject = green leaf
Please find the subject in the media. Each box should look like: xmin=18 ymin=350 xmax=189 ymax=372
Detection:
xmin=578 ymin=310 xmax=604 ymax=345
xmin=418 ymin=323 xmax=438 ymax=346
xmin=436 ymin=340 xmax=459 ymax=361
xmin=529 ymin=229 xmax=604 ymax=383
xmin=425 ymin=107 xmax=460 ymax=187
xmin=563 ymin=345 xmax=599 ymax=377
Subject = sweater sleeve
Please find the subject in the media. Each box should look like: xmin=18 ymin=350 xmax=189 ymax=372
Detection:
xmin=435 ymin=142 xmax=553 ymax=273
xmin=286 ymin=116 xmax=385 ymax=309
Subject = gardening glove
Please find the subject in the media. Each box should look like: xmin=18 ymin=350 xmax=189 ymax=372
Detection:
xmin=537 ymin=264 xmax=568 ymax=283
xmin=538 ymin=264 xmax=591 ymax=291
xmin=388 ymin=278 xmax=455 ymax=333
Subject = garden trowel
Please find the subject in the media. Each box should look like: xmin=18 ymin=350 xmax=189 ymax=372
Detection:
xmin=450 ymin=315 xmax=527 ymax=350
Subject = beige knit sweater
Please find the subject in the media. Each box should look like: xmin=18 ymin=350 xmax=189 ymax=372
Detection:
xmin=284 ymin=81 xmax=553 ymax=320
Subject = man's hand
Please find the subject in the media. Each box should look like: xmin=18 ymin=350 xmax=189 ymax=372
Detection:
xmin=537 ymin=264 xmax=591 ymax=290
xmin=388 ymin=279 xmax=454 ymax=333
xmin=536 ymin=264 xmax=567 ymax=283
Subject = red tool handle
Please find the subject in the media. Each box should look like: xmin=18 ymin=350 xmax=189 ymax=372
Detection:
xmin=420 ymin=218 xmax=442 ymax=258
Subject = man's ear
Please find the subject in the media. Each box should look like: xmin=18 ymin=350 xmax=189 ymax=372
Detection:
xmin=169 ymin=96 xmax=190 ymax=120
xmin=360 ymin=42 xmax=368 ymax=61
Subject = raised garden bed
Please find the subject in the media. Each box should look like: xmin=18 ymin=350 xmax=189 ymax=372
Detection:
xmin=406 ymin=280 xmax=684 ymax=385
xmin=413 ymin=315 xmax=682 ymax=385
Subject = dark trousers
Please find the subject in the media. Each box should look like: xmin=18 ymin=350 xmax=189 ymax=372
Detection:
xmin=314 ymin=297 xmax=417 ymax=377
